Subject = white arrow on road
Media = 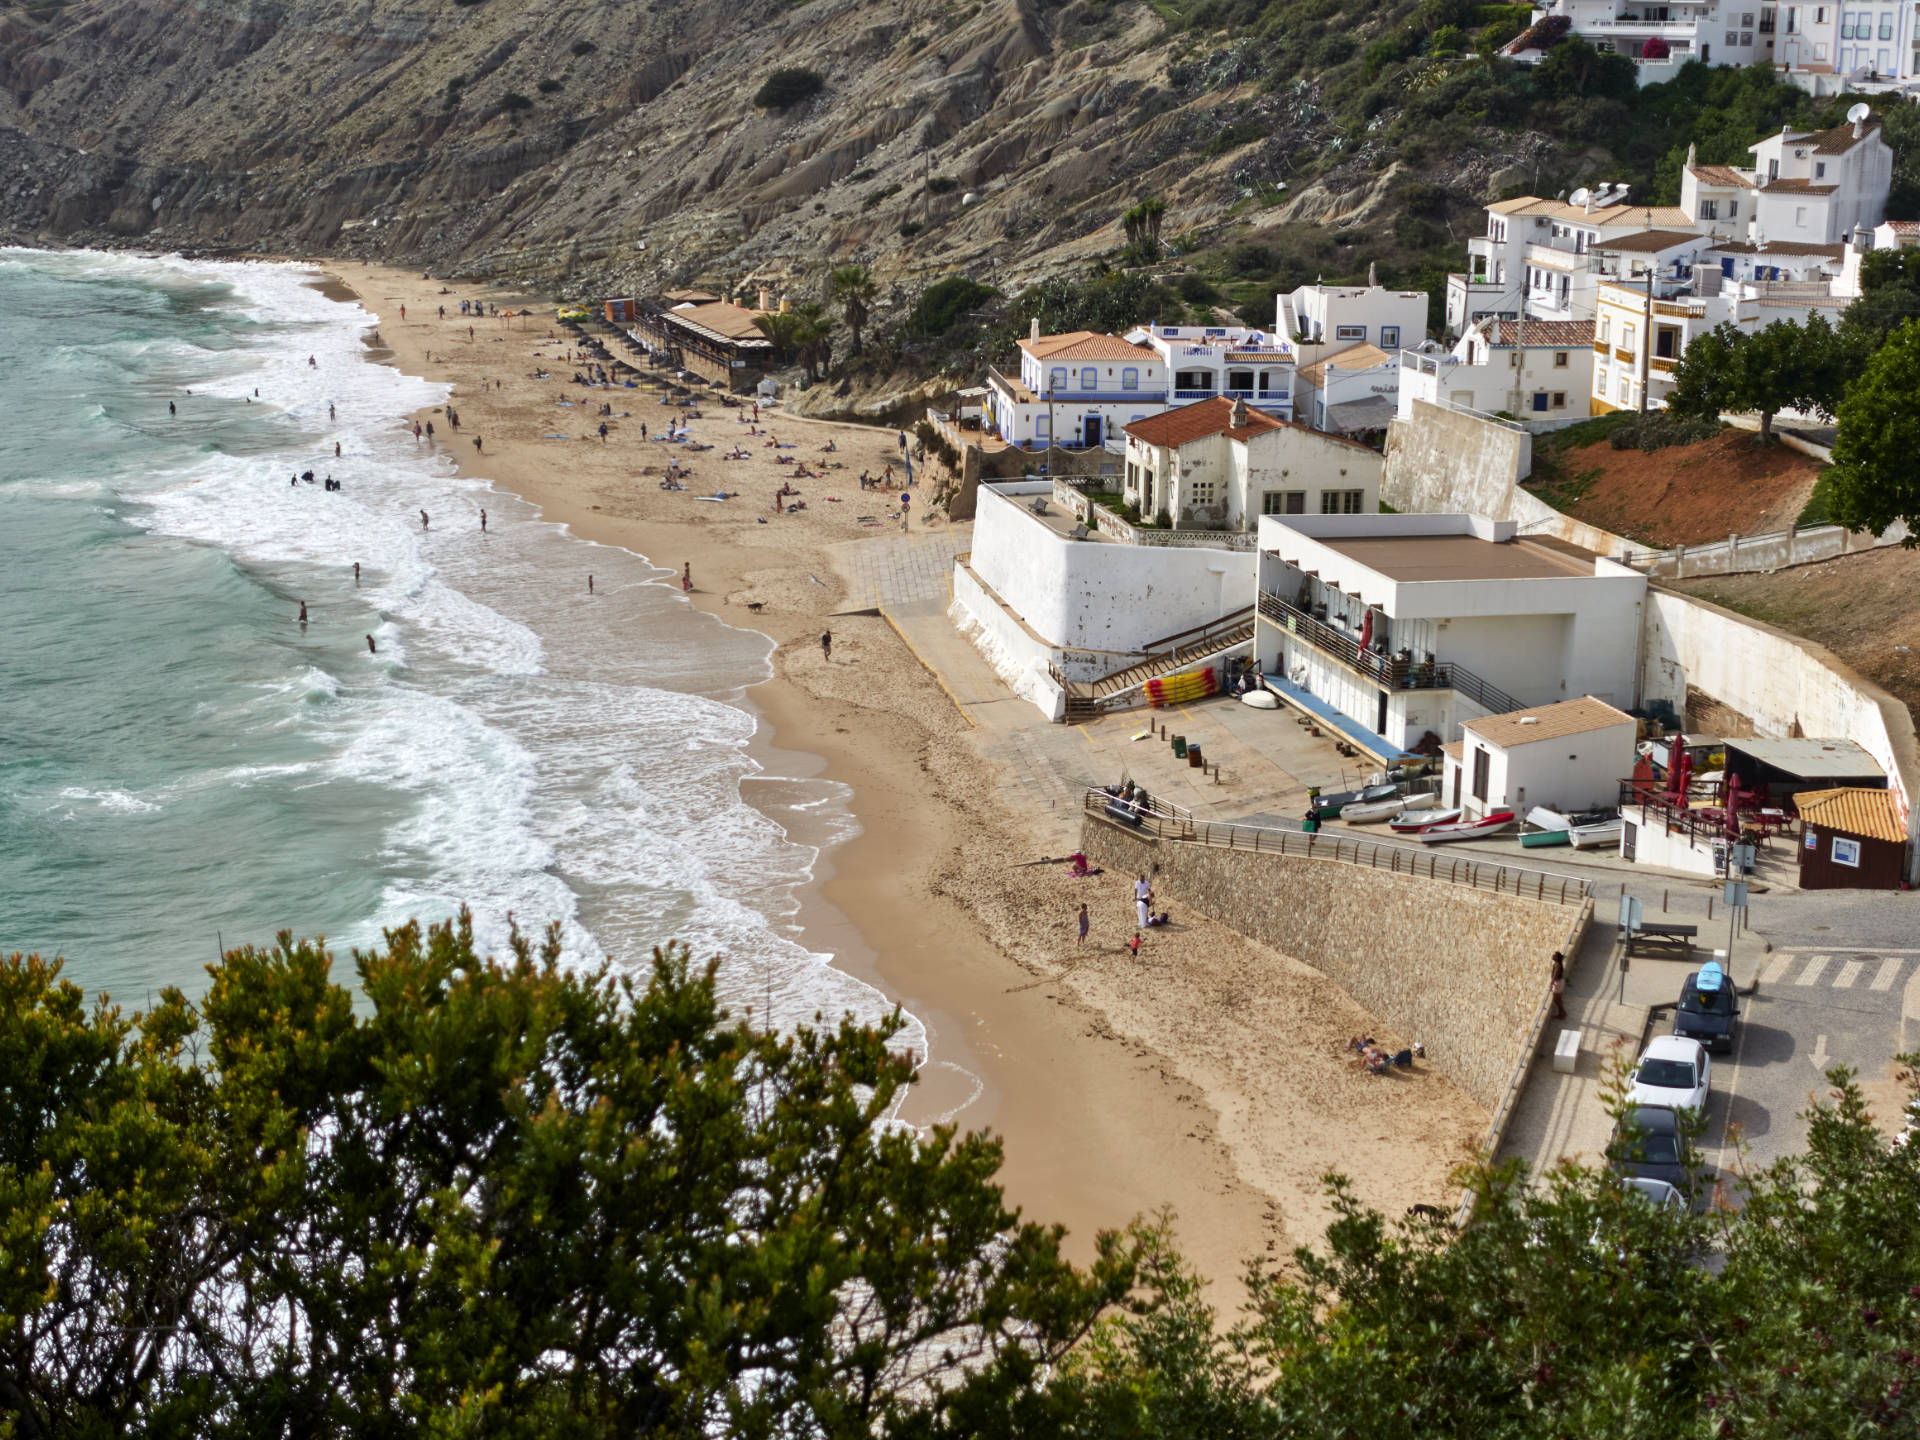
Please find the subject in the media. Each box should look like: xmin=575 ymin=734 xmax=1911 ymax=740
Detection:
xmin=1808 ymin=1034 xmax=1830 ymax=1071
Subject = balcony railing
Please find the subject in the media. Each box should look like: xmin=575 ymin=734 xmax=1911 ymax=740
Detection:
xmin=1173 ymin=387 xmax=1218 ymax=400
xmin=1258 ymin=591 xmax=1525 ymax=714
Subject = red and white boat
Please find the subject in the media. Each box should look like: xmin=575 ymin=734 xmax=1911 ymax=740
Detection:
xmin=1388 ymin=806 xmax=1462 ymax=833
xmin=1414 ymin=810 xmax=1517 ymax=844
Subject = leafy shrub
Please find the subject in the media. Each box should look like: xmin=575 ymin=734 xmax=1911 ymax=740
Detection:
xmin=569 ymin=39 xmax=597 ymax=56
xmin=500 ymin=92 xmax=533 ymax=112
xmin=900 ymin=220 xmax=924 ymax=238
xmin=1429 ymin=24 xmax=1465 ymax=55
xmin=753 ymin=66 xmax=824 ymax=110
xmin=926 ymin=175 xmax=958 ymax=195
xmin=907 ymin=276 xmax=997 ymax=336
xmin=1177 ymin=272 xmax=1220 ymax=305
xmin=1607 ymin=412 xmax=1723 ymax=452
xmin=860 ymin=184 xmax=901 ymax=211
xmin=849 ymin=167 xmax=877 ymax=183
xmin=537 ymin=78 xmax=562 ymax=93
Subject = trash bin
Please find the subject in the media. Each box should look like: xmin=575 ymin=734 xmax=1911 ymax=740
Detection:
xmin=1171 ymin=735 xmax=1187 ymax=758
xmin=1187 ymin=744 xmax=1203 ymax=768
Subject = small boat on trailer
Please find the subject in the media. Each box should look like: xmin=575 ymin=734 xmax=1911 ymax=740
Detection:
xmin=1415 ymin=810 xmax=1518 ymax=844
xmin=1310 ymin=782 xmax=1400 ymax=819
xmin=1341 ymin=791 xmax=1440 ymax=825
xmin=1568 ymin=812 xmax=1624 ymax=849
xmin=1388 ymin=805 xmax=1462 ymax=833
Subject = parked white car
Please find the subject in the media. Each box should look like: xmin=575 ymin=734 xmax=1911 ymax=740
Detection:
xmin=1627 ymin=1035 xmax=1711 ymax=1115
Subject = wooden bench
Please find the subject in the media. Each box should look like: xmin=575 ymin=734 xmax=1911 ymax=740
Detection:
xmin=1624 ymin=921 xmax=1698 ymax=959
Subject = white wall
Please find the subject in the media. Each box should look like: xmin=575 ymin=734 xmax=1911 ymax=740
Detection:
xmin=949 ymin=562 xmax=1068 ymax=721
xmin=968 ymin=483 xmax=1255 ymax=655
xmin=1622 ymin=804 xmax=1723 ymax=877
xmin=1459 ymin=721 xmax=1637 ymax=819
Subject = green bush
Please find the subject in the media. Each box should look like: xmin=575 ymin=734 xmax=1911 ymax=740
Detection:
xmin=860 ymin=184 xmax=901 ymax=211
xmin=899 ymin=220 xmax=924 ymax=238
xmin=1607 ymin=412 xmax=1723 ymax=452
xmin=907 ymin=275 xmax=996 ymax=335
xmin=927 ymin=175 xmax=959 ymax=194
xmin=753 ymin=66 xmax=824 ymax=110
xmin=536 ymin=78 xmax=562 ymax=93
xmin=500 ymin=91 xmax=533 ymax=112
xmin=569 ymin=39 xmax=597 ymax=55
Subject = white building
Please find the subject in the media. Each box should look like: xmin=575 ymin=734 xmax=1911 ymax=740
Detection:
xmin=1277 ymin=277 xmax=1430 ymax=363
xmin=1293 ymin=343 xmax=1401 ymax=435
xmin=1680 ymin=118 xmax=1892 ymax=245
xmin=1130 ymin=324 xmax=1295 ymax=419
xmin=1254 ymin=513 xmax=1647 ymax=754
xmin=951 ymin=479 xmax=1256 ymax=720
xmin=1441 ymin=696 xmax=1639 ymax=821
xmin=1449 ymin=192 xmax=1697 ymax=334
xmin=1396 ymin=318 xmax=1596 ymax=423
xmin=1121 ymin=396 xmax=1383 ymax=531
xmin=1506 ymin=2 xmax=1920 ymax=93
xmin=985 ymin=328 xmax=1168 ymax=449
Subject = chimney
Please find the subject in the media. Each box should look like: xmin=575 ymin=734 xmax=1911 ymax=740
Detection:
xmin=1230 ymin=396 xmax=1249 ymax=431
xmin=1686 ymin=141 xmax=1697 ymax=167
xmin=1366 ymin=261 xmax=1378 ymax=287
xmin=757 ymin=285 xmax=771 ymax=311
xmin=779 ymin=294 xmax=792 ymax=314
xmin=1854 ymin=114 xmax=1866 ymax=138
xmin=1030 ymin=317 xmax=1041 ymax=343
xmin=1584 ymin=191 xmax=1595 ymax=215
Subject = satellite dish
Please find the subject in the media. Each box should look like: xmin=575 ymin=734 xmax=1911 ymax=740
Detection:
xmin=1569 ymin=187 xmax=1592 ymax=205
xmin=1848 ymin=101 xmax=1872 ymax=124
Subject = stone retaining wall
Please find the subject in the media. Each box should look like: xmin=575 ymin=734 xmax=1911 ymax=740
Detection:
xmin=1084 ymin=814 xmax=1587 ymax=1112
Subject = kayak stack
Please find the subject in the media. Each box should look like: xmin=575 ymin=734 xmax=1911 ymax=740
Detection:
xmin=1146 ymin=666 xmax=1217 ymax=707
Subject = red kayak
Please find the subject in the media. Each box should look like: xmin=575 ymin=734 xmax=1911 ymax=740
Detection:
xmin=1415 ymin=810 xmax=1517 ymax=844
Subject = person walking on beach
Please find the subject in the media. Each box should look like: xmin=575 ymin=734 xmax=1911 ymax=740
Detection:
xmin=640 ymin=422 xmax=648 ymax=441
xmin=599 ymin=421 xmax=608 ymax=443
xmin=820 ymin=630 xmax=832 ymax=662
xmin=420 ymin=510 xmax=430 ymax=531
xmin=308 ymin=355 xmax=317 ymax=368
xmin=1128 ymin=932 xmax=1142 ymax=960
xmin=400 ymin=305 xmax=406 ymax=321
xmin=329 ymin=403 xmax=335 ymax=421
xmin=588 ymin=575 xmax=594 ymax=594
xmin=1134 ymin=873 xmax=1152 ymax=929
xmin=168 ymin=401 xmax=175 ymax=415
xmin=900 ymin=490 xmax=912 ymax=532
xmin=473 ymin=436 xmax=483 ymax=453
xmin=438 ymin=305 xmax=445 ymax=320
xmin=413 ymin=422 xmax=422 ymax=442
xmin=1077 ymin=903 xmax=1089 ymax=946
xmin=480 ymin=509 xmax=487 ymax=533
xmin=366 ymin=635 xmax=377 ymax=654
xmin=335 ymin=442 xmax=341 ymax=457
xmin=425 ymin=421 xmax=434 ymax=441
xmin=1550 ymin=951 xmax=1568 ymax=1019
xmin=354 ymin=562 xmax=361 ymax=585
xmin=681 ymin=562 xmax=692 ymax=594
xmin=298 ymin=601 xmax=308 ymax=626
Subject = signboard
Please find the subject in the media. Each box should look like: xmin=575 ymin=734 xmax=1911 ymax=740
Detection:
xmin=1732 ymin=843 xmax=1757 ymax=873
xmin=1832 ymin=836 xmax=1862 ymax=868
xmin=1618 ymin=895 xmax=1643 ymax=933
xmin=1723 ymin=881 xmax=1749 ymax=909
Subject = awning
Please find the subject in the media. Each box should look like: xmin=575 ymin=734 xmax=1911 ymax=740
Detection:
xmin=1323 ymin=395 xmax=1396 ymax=432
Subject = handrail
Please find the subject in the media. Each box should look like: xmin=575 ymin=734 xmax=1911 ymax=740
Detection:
xmin=1140 ymin=604 xmax=1257 ymax=655
xmin=1258 ymin=593 xmax=1523 ymax=713
xmin=1084 ymin=791 xmax=1591 ymax=906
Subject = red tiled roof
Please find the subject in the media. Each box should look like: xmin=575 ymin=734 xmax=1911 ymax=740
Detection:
xmin=1123 ymin=396 xmax=1283 ymax=447
xmin=1595 ymin=229 xmax=1707 ymax=254
xmin=1485 ymin=319 xmax=1596 ymax=347
xmin=1688 ymin=165 xmax=1754 ymax=189
xmin=1794 ymin=786 xmax=1904 ymax=843
xmin=1886 ymin=220 xmax=1920 ymax=235
xmin=1810 ymin=119 xmax=1882 ymax=154
xmin=1758 ymin=177 xmax=1839 ymax=195
xmin=1017 ymin=330 xmax=1157 ymax=362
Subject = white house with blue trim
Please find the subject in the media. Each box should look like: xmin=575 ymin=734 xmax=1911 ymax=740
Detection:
xmin=1131 ymin=324 xmax=1296 ymax=420
xmin=983 ymin=326 xmax=1169 ymax=449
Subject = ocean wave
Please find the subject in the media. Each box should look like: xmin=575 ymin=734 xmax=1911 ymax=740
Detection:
xmin=56 ymin=786 xmax=161 ymax=815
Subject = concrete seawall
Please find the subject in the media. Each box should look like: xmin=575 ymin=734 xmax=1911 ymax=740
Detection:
xmin=1083 ymin=814 xmax=1588 ymax=1114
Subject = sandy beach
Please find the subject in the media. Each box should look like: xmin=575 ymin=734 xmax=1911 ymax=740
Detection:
xmin=326 ymin=262 xmax=1487 ymax=1300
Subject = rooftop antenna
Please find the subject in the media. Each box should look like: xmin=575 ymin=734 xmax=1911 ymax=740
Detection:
xmin=1569 ymin=187 xmax=1592 ymax=207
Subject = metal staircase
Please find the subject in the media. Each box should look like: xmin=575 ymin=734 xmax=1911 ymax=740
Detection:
xmin=1060 ymin=607 xmax=1255 ymax=721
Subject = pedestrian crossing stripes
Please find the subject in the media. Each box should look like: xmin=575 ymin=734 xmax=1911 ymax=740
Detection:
xmin=1758 ymin=952 xmax=1908 ymax=992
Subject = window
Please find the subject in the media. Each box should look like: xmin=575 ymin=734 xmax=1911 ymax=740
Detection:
xmin=1881 ymin=12 xmax=1895 ymax=38
xmin=1121 ymin=366 xmax=1139 ymax=390
xmin=1796 ymin=205 xmax=1809 ymax=226
xmin=1729 ymin=199 xmax=1739 ymax=218
xmin=1699 ymin=198 xmax=1719 ymax=220
xmin=1336 ymin=324 xmax=1366 ymax=341
xmin=1618 ymin=375 xmax=1632 ymax=404
xmin=1471 ymin=748 xmax=1490 ymax=802
xmin=1552 ymin=391 xmax=1568 ymax=409
xmin=1621 ymin=322 xmax=1637 ymax=354
xmin=1595 ymin=365 xmax=1610 ymax=394
xmin=1554 ymin=350 xmax=1569 ymax=367
xmin=1264 ymin=490 xmax=1306 ymax=515
xmin=1080 ymin=366 xmax=1098 ymax=390
xmin=1760 ymin=8 xmax=1776 ymax=30
xmin=1319 ymin=488 xmax=1365 ymax=514
xmin=1727 ymin=28 xmax=1740 ymax=43
xmin=1742 ymin=30 xmax=1753 ymax=43
xmin=1048 ymin=367 xmax=1066 ymax=393
xmin=1786 ymin=5 xmax=1798 ymax=30
xmin=1036 ymin=416 xmax=1051 ymax=441
xmin=1816 ymin=161 xmax=1827 ymax=178
xmin=1379 ymin=325 xmax=1400 ymax=349
xmin=1598 ymin=315 xmax=1611 ymax=344
xmin=1815 ymin=41 xmax=1828 ymax=57
xmin=1190 ymin=480 xmax=1216 ymax=505
xmin=1743 ymin=10 xmax=1755 ymax=23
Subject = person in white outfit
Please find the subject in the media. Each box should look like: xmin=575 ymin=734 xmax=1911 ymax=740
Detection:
xmin=1135 ymin=873 xmax=1152 ymax=929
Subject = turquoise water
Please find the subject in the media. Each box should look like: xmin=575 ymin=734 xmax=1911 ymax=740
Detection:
xmin=0 ymin=251 xmax=919 ymax=1053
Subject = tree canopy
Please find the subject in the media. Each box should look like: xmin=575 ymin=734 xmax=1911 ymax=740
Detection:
xmin=1825 ymin=317 xmax=1920 ymax=541
xmin=1666 ymin=313 xmax=1847 ymax=440
xmin=8 ymin=924 xmax=1920 ymax=1437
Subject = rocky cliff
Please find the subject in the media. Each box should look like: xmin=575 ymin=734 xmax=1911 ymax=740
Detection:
xmin=0 ymin=0 xmax=1433 ymax=305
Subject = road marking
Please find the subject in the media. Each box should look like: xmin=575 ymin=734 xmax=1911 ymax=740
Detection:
xmin=1833 ymin=959 xmax=1865 ymax=989
xmin=1796 ymin=954 xmax=1831 ymax=986
xmin=1872 ymin=957 xmax=1903 ymax=991
xmin=1762 ymin=952 xmax=1796 ymax=984
xmin=1808 ymin=1033 xmax=1830 ymax=1070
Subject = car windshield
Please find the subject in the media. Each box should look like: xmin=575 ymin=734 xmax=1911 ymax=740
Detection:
xmin=1681 ymin=984 xmax=1734 ymax=1015
xmin=1637 ymin=1058 xmax=1697 ymax=1090
xmin=1618 ymin=1131 xmax=1682 ymax=1165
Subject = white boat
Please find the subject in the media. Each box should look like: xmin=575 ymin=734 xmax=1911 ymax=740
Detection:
xmin=1240 ymin=689 xmax=1279 ymax=710
xmin=1415 ymin=810 xmax=1518 ymax=844
xmin=1569 ymin=817 xmax=1624 ymax=849
xmin=1389 ymin=805 xmax=1462 ymax=833
xmin=1341 ymin=792 xmax=1439 ymax=825
xmin=1526 ymin=806 xmax=1573 ymax=832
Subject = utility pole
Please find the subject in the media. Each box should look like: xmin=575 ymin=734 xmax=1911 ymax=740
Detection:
xmin=1046 ymin=375 xmax=1056 ymax=471
xmin=1639 ymin=268 xmax=1653 ymax=415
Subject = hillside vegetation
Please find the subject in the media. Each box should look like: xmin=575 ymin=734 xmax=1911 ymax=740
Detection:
xmin=1 ymin=0 xmax=1914 ymax=380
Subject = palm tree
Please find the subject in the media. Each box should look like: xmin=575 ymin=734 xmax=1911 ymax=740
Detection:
xmin=829 ymin=264 xmax=877 ymax=356
xmin=753 ymin=310 xmax=804 ymax=366
xmin=790 ymin=301 xmax=833 ymax=381
xmin=1121 ymin=197 xmax=1168 ymax=260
